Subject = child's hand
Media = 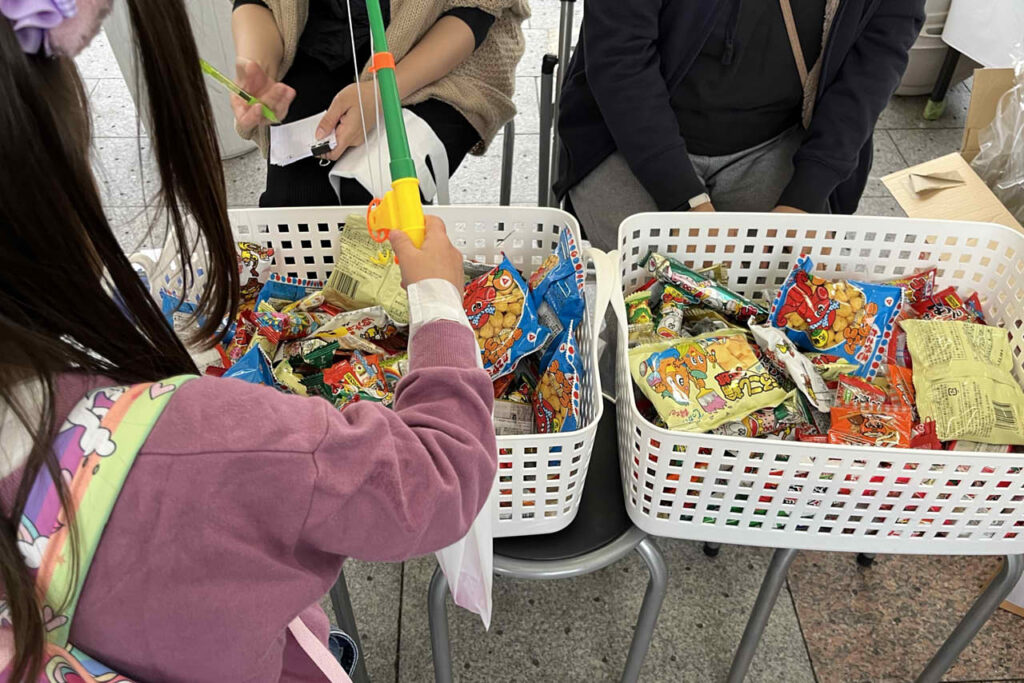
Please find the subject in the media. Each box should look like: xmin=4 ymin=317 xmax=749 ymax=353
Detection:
xmin=390 ymin=216 xmax=464 ymax=292
xmin=232 ymin=58 xmax=295 ymax=135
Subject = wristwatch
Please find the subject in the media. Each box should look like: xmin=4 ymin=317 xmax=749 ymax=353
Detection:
xmin=687 ymin=192 xmax=712 ymax=210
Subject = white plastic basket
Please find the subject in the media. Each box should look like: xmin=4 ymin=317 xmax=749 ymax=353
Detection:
xmin=612 ymin=212 xmax=1024 ymax=555
xmin=134 ymin=206 xmax=609 ymax=538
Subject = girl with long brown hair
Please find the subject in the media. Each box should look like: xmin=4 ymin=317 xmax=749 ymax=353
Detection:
xmin=0 ymin=1 xmax=495 ymax=679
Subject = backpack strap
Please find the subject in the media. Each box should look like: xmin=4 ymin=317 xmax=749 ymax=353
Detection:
xmin=1 ymin=375 xmax=195 ymax=682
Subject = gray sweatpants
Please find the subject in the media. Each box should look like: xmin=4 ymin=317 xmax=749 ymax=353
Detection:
xmin=569 ymin=125 xmax=806 ymax=252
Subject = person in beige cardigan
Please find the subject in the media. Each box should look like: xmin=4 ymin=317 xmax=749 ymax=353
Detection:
xmin=231 ymin=0 xmax=527 ymax=206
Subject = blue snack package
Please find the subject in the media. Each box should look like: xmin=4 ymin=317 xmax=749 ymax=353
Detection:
xmin=533 ymin=323 xmax=582 ymax=433
xmin=222 ymin=346 xmax=275 ymax=387
xmin=464 ymin=255 xmax=551 ymax=379
xmin=768 ymin=255 xmax=902 ymax=380
xmin=160 ymin=289 xmax=205 ymax=329
xmin=255 ymin=273 xmax=323 ymax=309
xmin=528 ymin=227 xmax=586 ymax=330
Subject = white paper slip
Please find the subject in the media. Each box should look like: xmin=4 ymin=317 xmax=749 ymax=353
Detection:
xmin=270 ymin=111 xmax=337 ymax=167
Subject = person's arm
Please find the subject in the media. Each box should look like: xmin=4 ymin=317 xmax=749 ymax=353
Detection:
xmin=230 ymin=1 xmax=295 ymax=136
xmin=776 ymin=1 xmax=925 ymax=213
xmin=581 ymin=0 xmax=709 ymax=212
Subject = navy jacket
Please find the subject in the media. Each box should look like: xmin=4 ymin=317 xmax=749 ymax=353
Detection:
xmin=555 ymin=0 xmax=925 ymax=214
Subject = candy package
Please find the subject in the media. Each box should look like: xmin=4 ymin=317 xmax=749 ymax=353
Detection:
xmin=464 ymin=256 xmax=550 ymax=379
xmin=681 ymin=309 xmax=735 ymax=337
xmin=630 ymin=329 xmax=787 ymax=432
xmin=965 ymin=292 xmax=986 ymax=324
xmin=253 ymin=311 xmax=321 ymax=345
xmin=657 ymin=285 xmax=690 ymax=339
xmin=697 ymin=263 xmax=730 ymax=288
xmin=237 ymin=242 xmax=274 ymax=307
xmin=645 ymin=251 xmax=768 ymax=324
xmin=711 ymin=392 xmax=808 ymax=438
xmin=768 ymin=255 xmax=902 ymax=379
xmin=625 ymin=290 xmax=659 ymax=347
xmin=529 ymin=227 xmax=586 ymax=330
xmin=911 ymin=287 xmax=976 ymax=322
xmin=749 ymin=324 xmax=833 ymax=412
xmin=806 ymin=353 xmax=859 ymax=381
xmin=884 ymin=267 xmax=936 ymax=306
xmin=324 ymin=214 xmax=409 ymax=324
xmin=256 ymin=273 xmax=323 ymax=310
xmin=223 ymin=346 xmax=275 ymax=387
xmin=499 ymin=359 xmax=540 ymax=404
xmin=379 ymin=353 xmax=407 ymax=393
xmin=494 ymin=400 xmax=535 ymax=436
xmin=835 ymin=375 xmax=887 ymax=408
xmin=903 ymin=319 xmax=1024 ymax=445
xmin=828 ymin=405 xmax=913 ymax=448
xmin=946 ymin=440 xmax=1013 ymax=453
xmin=533 ymin=324 xmax=582 ymax=433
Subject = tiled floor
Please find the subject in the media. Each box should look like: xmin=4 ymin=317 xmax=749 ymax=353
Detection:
xmin=78 ymin=5 xmax=1024 ymax=682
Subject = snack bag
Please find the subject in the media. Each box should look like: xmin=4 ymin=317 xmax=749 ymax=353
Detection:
xmin=806 ymin=353 xmax=860 ymax=381
xmin=645 ymin=251 xmax=768 ymax=324
xmin=829 ymin=405 xmax=913 ymax=448
xmin=657 ymin=285 xmax=690 ymax=339
xmin=886 ymin=364 xmax=918 ymax=419
xmin=884 ymin=267 xmax=936 ymax=306
xmin=626 ymin=290 xmax=661 ymax=347
xmin=768 ymin=255 xmax=902 ymax=379
xmin=533 ymin=324 xmax=582 ymax=433
xmin=237 ymin=241 xmax=274 ymax=308
xmin=256 ymin=273 xmax=323 ymax=310
xmin=749 ymin=324 xmax=833 ymax=412
xmin=682 ymin=308 xmax=735 ymax=336
xmin=910 ymin=421 xmax=942 ymax=450
xmin=379 ymin=353 xmax=408 ymax=392
xmin=965 ymin=292 xmax=987 ymax=324
xmin=630 ymin=329 xmax=787 ymax=432
xmin=912 ymin=287 xmax=976 ymax=322
xmin=698 ymin=263 xmax=730 ymax=288
xmin=323 ymin=214 xmax=409 ymax=324
xmin=499 ymin=359 xmax=540 ymax=404
xmin=494 ymin=400 xmax=536 ymax=435
xmin=222 ymin=346 xmax=275 ymax=387
xmin=711 ymin=392 xmax=808 ymax=438
xmin=253 ymin=311 xmax=320 ymax=345
xmin=464 ymin=260 xmax=496 ymax=284
xmin=835 ymin=375 xmax=887 ymax=408
xmin=464 ymin=256 xmax=551 ymax=379
xmin=529 ymin=227 xmax=586 ymax=330
xmin=902 ymin=320 xmax=1024 ymax=445
xmin=273 ymin=359 xmax=308 ymax=396
xmin=946 ymin=440 xmax=1013 ymax=453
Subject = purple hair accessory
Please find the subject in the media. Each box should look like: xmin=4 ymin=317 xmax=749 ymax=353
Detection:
xmin=2 ymin=0 xmax=111 ymax=57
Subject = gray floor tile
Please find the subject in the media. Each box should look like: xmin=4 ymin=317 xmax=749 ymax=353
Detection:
xmin=519 ymin=28 xmax=554 ymax=78
xmin=876 ymin=83 xmax=972 ymax=131
xmin=90 ymin=77 xmax=145 ymax=138
xmin=91 ymin=136 xmax=158 ymax=207
xmin=513 ymin=77 xmax=541 ymax=135
xmin=888 ymin=128 xmax=966 ymax=168
xmin=223 ymin=149 xmax=268 ymax=208
xmin=398 ymin=540 xmax=814 ymax=683
xmin=452 ymin=134 xmax=538 ymax=205
xmin=864 ymin=131 xmax=908 ymax=198
xmin=527 ymin=1 xmax=583 ymax=42
xmin=321 ymin=561 xmax=403 ymax=683
xmin=74 ymin=31 xmax=121 ymax=79
xmin=855 ymin=197 xmax=906 ymax=218
xmin=107 ymin=206 xmax=157 ymax=253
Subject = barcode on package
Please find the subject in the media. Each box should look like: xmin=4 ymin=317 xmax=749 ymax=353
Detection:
xmin=994 ymin=402 xmax=1017 ymax=429
xmin=328 ymin=270 xmax=359 ymax=297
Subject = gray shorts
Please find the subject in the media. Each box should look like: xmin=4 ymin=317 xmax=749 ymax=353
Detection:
xmin=569 ymin=126 xmax=807 ymax=252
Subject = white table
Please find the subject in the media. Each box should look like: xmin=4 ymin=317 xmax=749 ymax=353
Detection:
xmin=943 ymin=0 xmax=1024 ymax=68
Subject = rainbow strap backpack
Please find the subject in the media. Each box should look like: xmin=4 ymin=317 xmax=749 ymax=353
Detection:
xmin=0 ymin=377 xmax=351 ymax=682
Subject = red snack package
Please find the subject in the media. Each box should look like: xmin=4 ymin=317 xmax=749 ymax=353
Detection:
xmin=911 ymin=287 xmax=974 ymax=322
xmin=886 ymin=365 xmax=917 ymax=415
xmin=885 ymin=267 xmax=937 ymax=306
xmin=796 ymin=427 xmax=829 ymax=443
xmin=829 ymin=405 xmax=913 ymax=448
xmin=964 ymin=292 xmax=986 ymax=324
xmin=323 ymin=360 xmax=360 ymax=391
xmin=910 ymin=421 xmax=942 ymax=450
xmin=836 ymin=375 xmax=887 ymax=408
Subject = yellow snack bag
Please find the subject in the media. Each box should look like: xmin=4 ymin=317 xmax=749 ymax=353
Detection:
xmin=630 ymin=329 xmax=788 ymax=432
xmin=902 ymin=320 xmax=1024 ymax=445
xmin=323 ymin=214 xmax=410 ymax=325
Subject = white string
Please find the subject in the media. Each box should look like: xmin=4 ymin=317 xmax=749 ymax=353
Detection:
xmin=344 ymin=0 xmax=384 ymax=199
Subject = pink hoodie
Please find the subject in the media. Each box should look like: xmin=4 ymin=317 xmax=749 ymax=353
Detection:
xmin=0 ymin=320 xmax=496 ymax=681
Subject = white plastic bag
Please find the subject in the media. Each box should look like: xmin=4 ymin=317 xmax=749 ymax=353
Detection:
xmin=434 ymin=486 xmax=495 ymax=628
xmin=971 ymin=44 xmax=1024 ymax=223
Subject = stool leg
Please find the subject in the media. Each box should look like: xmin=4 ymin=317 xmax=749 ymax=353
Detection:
xmin=924 ymin=47 xmax=961 ymax=121
xmin=330 ymin=569 xmax=371 ymax=683
xmin=621 ymin=537 xmax=669 ymax=683
xmin=499 ymin=120 xmax=515 ymax=207
xmin=914 ymin=554 xmax=1024 ymax=683
xmin=727 ymin=548 xmax=798 ymax=683
xmin=428 ymin=564 xmax=454 ymax=683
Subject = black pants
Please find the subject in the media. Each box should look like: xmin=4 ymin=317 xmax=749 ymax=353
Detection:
xmin=260 ymin=51 xmax=481 ymax=207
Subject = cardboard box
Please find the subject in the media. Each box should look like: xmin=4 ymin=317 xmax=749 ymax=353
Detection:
xmin=881 ymin=68 xmax=1022 ymax=233
xmin=962 ymin=67 xmax=1017 ymax=163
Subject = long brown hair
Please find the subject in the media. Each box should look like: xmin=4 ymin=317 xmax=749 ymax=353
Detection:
xmin=0 ymin=1 xmax=238 ymax=678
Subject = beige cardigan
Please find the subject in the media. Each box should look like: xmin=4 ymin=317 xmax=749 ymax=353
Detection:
xmin=242 ymin=0 xmax=528 ymax=157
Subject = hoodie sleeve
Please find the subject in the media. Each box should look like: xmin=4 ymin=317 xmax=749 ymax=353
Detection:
xmin=580 ymin=0 xmax=708 ymax=211
xmin=778 ymin=1 xmax=925 ymax=212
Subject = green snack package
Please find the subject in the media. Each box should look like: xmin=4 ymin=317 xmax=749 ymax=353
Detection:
xmin=902 ymin=320 xmax=1024 ymax=445
xmin=630 ymin=329 xmax=788 ymax=432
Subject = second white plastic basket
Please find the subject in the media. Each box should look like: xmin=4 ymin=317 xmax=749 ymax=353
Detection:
xmin=135 ymin=206 xmax=609 ymax=538
xmin=613 ymin=212 xmax=1024 ymax=555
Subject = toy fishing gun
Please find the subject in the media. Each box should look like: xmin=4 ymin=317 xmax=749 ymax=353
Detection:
xmin=364 ymin=0 xmax=426 ymax=248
